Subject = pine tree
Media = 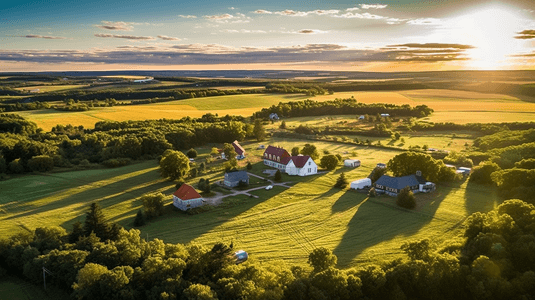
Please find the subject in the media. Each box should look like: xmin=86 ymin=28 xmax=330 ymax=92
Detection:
xmin=83 ymin=202 xmax=110 ymax=239
xmin=133 ymin=209 xmax=145 ymax=227
xmin=69 ymin=221 xmax=84 ymax=243
xmin=246 ymin=162 xmax=252 ymax=170
xmin=274 ymin=169 xmax=282 ymax=182
xmin=334 ymin=172 xmax=349 ymax=188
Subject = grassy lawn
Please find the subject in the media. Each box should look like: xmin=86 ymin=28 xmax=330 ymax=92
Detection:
xmin=0 ymin=137 xmax=501 ymax=268
xmin=0 ymin=276 xmax=69 ymax=300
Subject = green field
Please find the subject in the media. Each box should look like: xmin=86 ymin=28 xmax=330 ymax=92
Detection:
xmin=0 ymin=138 xmax=500 ymax=268
xmin=0 ymin=276 xmax=68 ymax=300
xmin=14 ymin=85 xmax=89 ymax=93
xmin=13 ymin=89 xmax=535 ymax=130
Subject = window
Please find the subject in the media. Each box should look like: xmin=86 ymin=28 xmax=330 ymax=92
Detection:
xmin=264 ymin=153 xmax=267 ymax=158
xmin=309 ymin=162 xmax=311 ymax=165
xmin=308 ymin=168 xmax=311 ymax=172
xmin=277 ymin=156 xmax=280 ymax=162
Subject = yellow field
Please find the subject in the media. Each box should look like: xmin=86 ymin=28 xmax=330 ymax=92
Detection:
xmin=14 ymin=89 xmax=535 ymax=130
xmin=14 ymin=85 xmax=88 ymax=93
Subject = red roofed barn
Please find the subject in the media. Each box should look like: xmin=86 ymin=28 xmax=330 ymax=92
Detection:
xmin=263 ymin=146 xmax=291 ymax=171
xmin=173 ymin=184 xmax=204 ymax=211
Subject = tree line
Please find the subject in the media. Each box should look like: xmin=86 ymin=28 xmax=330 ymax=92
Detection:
xmin=1 ymin=199 xmax=534 ymax=299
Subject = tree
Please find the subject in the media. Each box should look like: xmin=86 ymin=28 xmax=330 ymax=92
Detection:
xmin=186 ymin=148 xmax=198 ymax=158
xmin=198 ymin=178 xmax=211 ymax=193
xmin=253 ymin=119 xmax=266 ymax=141
xmin=141 ymin=192 xmax=165 ymax=218
xmin=222 ymin=143 xmax=237 ymax=168
xmin=183 ymin=283 xmax=218 ymax=300
xmin=0 ymin=155 xmax=7 ymax=174
xmin=246 ymin=162 xmax=252 ymax=170
xmin=397 ymin=186 xmax=416 ymax=209
xmin=388 ymin=152 xmax=450 ymax=183
xmin=210 ymin=147 xmax=219 ymax=157
xmin=470 ymin=161 xmax=501 ymax=185
xmin=301 ymin=144 xmax=320 ymax=160
xmin=69 ymin=221 xmax=84 ymax=243
xmin=159 ymin=149 xmax=190 ymax=180
xmin=190 ymin=167 xmax=198 ymax=178
xmin=280 ymin=120 xmax=287 ymax=129
xmin=274 ymin=169 xmax=282 ymax=182
xmin=308 ymin=247 xmax=337 ymax=273
xmin=320 ymin=155 xmax=339 ymax=171
xmin=8 ymin=158 xmax=25 ymax=174
xmin=133 ymin=209 xmax=145 ymax=227
xmin=334 ymin=172 xmax=349 ymax=189
xmin=83 ymin=202 xmax=111 ymax=239
xmin=371 ymin=166 xmax=387 ymax=183
xmin=291 ymin=146 xmax=300 ymax=156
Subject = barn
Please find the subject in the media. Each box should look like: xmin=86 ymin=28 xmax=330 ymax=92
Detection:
xmin=344 ymin=159 xmax=361 ymax=167
xmin=173 ymin=184 xmax=204 ymax=211
xmin=350 ymin=178 xmax=372 ymax=190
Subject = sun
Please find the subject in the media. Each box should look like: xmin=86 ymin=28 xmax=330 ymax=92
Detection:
xmin=448 ymin=5 xmax=528 ymax=70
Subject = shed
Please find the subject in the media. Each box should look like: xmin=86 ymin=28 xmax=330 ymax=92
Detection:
xmin=350 ymin=178 xmax=372 ymax=190
xmin=376 ymin=163 xmax=387 ymax=168
xmin=173 ymin=184 xmax=204 ymax=211
xmin=380 ymin=113 xmax=390 ymax=117
xmin=344 ymin=159 xmax=361 ymax=167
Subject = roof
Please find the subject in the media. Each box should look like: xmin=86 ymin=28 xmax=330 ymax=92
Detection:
xmin=351 ymin=178 xmax=371 ymax=184
xmin=289 ymin=155 xmax=312 ymax=168
xmin=232 ymin=140 xmax=245 ymax=155
xmin=264 ymin=146 xmax=290 ymax=159
xmin=173 ymin=184 xmax=202 ymax=201
xmin=375 ymin=174 xmax=423 ymax=190
xmin=344 ymin=159 xmax=360 ymax=163
xmin=225 ymin=170 xmax=249 ymax=182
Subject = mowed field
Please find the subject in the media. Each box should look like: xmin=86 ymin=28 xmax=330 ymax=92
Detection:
xmin=14 ymin=89 xmax=535 ymax=130
xmin=0 ymin=138 xmax=500 ymax=268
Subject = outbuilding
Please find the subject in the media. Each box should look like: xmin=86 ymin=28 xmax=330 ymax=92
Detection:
xmin=350 ymin=178 xmax=372 ymax=190
xmin=224 ymin=170 xmax=250 ymax=187
xmin=173 ymin=184 xmax=204 ymax=211
xmin=344 ymin=159 xmax=361 ymax=168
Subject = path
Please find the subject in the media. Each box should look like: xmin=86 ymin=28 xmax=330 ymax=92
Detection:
xmin=203 ymin=172 xmax=292 ymax=206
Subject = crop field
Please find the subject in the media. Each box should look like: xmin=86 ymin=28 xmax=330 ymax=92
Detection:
xmin=13 ymin=88 xmax=535 ymax=130
xmin=13 ymin=85 xmax=89 ymax=93
xmin=0 ymin=138 xmax=499 ymax=268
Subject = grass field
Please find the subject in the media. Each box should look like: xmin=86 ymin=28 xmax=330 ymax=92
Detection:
xmin=14 ymin=85 xmax=88 ymax=93
xmin=13 ymin=89 xmax=535 ymax=130
xmin=0 ymin=138 xmax=500 ymax=268
xmin=0 ymin=276 xmax=68 ymax=300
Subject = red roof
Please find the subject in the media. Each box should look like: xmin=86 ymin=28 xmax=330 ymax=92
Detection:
xmin=289 ymin=155 xmax=311 ymax=168
xmin=263 ymin=146 xmax=290 ymax=160
xmin=173 ymin=184 xmax=202 ymax=201
xmin=232 ymin=140 xmax=245 ymax=155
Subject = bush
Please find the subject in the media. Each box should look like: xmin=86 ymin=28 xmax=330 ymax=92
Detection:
xmin=8 ymin=159 xmax=25 ymax=174
xmin=141 ymin=192 xmax=165 ymax=219
xmin=187 ymin=148 xmax=198 ymax=158
xmin=274 ymin=170 xmax=282 ymax=182
xmin=368 ymin=187 xmax=377 ymax=197
xmin=198 ymin=178 xmax=211 ymax=193
xmin=27 ymin=155 xmax=54 ymax=172
xmin=246 ymin=162 xmax=252 ymax=170
xmin=102 ymin=158 xmax=131 ymax=168
xmin=133 ymin=209 xmax=145 ymax=227
xmin=397 ymin=186 xmax=416 ymax=209
xmin=320 ymin=154 xmax=339 ymax=171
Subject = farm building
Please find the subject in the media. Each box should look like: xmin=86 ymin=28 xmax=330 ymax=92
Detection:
xmin=344 ymin=159 xmax=361 ymax=167
xmin=376 ymin=163 xmax=387 ymax=168
xmin=269 ymin=113 xmax=280 ymax=120
xmin=358 ymin=115 xmax=365 ymax=120
xmin=221 ymin=140 xmax=246 ymax=160
xmin=285 ymin=155 xmax=318 ymax=176
xmin=457 ymin=167 xmax=471 ymax=175
xmin=173 ymin=184 xmax=204 ymax=211
xmin=374 ymin=172 xmax=435 ymax=196
xmin=380 ymin=113 xmax=390 ymax=117
xmin=350 ymin=178 xmax=372 ymax=190
xmin=263 ymin=146 xmax=317 ymax=176
xmin=224 ymin=170 xmax=250 ymax=187
xmin=263 ymin=146 xmax=291 ymax=170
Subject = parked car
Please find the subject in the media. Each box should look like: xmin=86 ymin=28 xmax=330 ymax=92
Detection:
xmin=265 ymin=185 xmax=273 ymax=190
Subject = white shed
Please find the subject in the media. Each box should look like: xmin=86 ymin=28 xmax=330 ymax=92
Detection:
xmin=344 ymin=159 xmax=361 ymax=167
xmin=350 ymin=178 xmax=372 ymax=190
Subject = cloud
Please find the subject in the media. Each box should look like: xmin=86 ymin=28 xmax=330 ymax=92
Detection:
xmin=95 ymin=21 xmax=133 ymax=31
xmin=346 ymin=7 xmax=360 ymax=11
xmin=94 ymin=33 xmax=155 ymax=40
xmin=178 ymin=15 xmax=197 ymax=18
xmin=387 ymin=43 xmax=475 ymax=49
xmin=157 ymin=35 xmax=181 ymax=41
xmin=222 ymin=29 xmax=267 ymax=34
xmin=254 ymin=9 xmax=273 ymax=14
xmin=406 ymin=18 xmax=442 ymax=26
xmin=204 ymin=13 xmax=234 ymax=20
xmin=515 ymin=30 xmax=535 ymax=39
xmin=203 ymin=13 xmax=251 ymax=23
xmin=334 ymin=12 xmax=386 ymax=19
xmin=360 ymin=4 xmax=388 ymax=9
xmin=0 ymin=42 xmax=474 ymax=66
xmin=294 ymin=29 xmax=329 ymax=34
xmin=21 ymin=34 xmax=66 ymax=39
xmin=254 ymin=9 xmax=339 ymax=17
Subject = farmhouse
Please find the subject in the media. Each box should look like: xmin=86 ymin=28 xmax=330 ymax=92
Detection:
xmin=263 ymin=146 xmax=317 ymax=176
xmin=344 ymin=159 xmax=361 ymax=167
xmin=221 ymin=140 xmax=246 ymax=159
xmin=224 ymin=170 xmax=249 ymax=187
xmin=285 ymin=155 xmax=318 ymax=176
xmin=173 ymin=184 xmax=204 ymax=211
xmin=374 ymin=172 xmax=435 ymax=196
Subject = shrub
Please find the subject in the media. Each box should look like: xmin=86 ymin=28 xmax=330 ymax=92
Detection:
xmin=320 ymin=155 xmax=339 ymax=171
xmin=27 ymin=155 xmax=54 ymax=172
xmin=141 ymin=192 xmax=166 ymax=218
xmin=187 ymin=148 xmax=198 ymax=158
xmin=246 ymin=162 xmax=252 ymax=170
xmin=274 ymin=170 xmax=282 ymax=182
xmin=397 ymin=186 xmax=416 ymax=209
xmin=368 ymin=187 xmax=377 ymax=197
xmin=8 ymin=159 xmax=25 ymax=174
xmin=133 ymin=209 xmax=145 ymax=227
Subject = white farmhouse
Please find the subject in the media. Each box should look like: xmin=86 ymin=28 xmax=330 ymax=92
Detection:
xmin=285 ymin=155 xmax=318 ymax=176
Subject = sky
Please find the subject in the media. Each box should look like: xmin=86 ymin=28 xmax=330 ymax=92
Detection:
xmin=1 ymin=0 xmax=534 ymax=72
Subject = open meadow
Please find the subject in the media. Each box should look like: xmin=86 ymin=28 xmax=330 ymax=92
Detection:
xmin=13 ymin=89 xmax=535 ymax=130
xmin=0 ymin=138 xmax=500 ymax=268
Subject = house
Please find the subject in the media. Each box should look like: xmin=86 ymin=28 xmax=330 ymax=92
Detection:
xmin=269 ymin=113 xmax=279 ymax=120
xmin=220 ymin=140 xmax=246 ymax=159
xmin=173 ymin=184 xmax=204 ymax=211
xmin=263 ymin=146 xmax=291 ymax=171
xmin=350 ymin=178 xmax=372 ymax=190
xmin=344 ymin=159 xmax=361 ymax=167
xmin=285 ymin=155 xmax=317 ymax=176
xmin=376 ymin=163 xmax=387 ymax=169
xmin=257 ymin=145 xmax=265 ymax=149
xmin=224 ymin=170 xmax=249 ymax=187
xmin=374 ymin=172 xmax=435 ymax=196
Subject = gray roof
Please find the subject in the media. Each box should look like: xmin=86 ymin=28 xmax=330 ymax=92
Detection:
xmin=225 ymin=170 xmax=249 ymax=182
xmin=375 ymin=174 xmax=426 ymax=190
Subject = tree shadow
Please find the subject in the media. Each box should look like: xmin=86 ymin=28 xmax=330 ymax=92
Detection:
xmin=331 ymin=190 xmax=368 ymax=214
xmin=463 ymin=180 xmax=501 ymax=215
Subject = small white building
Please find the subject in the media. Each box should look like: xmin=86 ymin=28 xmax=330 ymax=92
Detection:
xmin=380 ymin=113 xmax=390 ymax=117
xmin=358 ymin=115 xmax=365 ymax=120
xmin=350 ymin=178 xmax=372 ymax=190
xmin=344 ymin=159 xmax=361 ymax=168
xmin=285 ymin=156 xmax=318 ymax=176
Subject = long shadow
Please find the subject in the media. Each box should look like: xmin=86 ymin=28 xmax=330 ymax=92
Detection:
xmin=333 ymin=185 xmax=455 ymax=267
xmin=463 ymin=180 xmax=501 ymax=215
xmin=331 ymin=190 xmax=368 ymax=214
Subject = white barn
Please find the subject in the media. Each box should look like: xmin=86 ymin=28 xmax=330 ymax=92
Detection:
xmin=350 ymin=178 xmax=372 ymax=190
xmin=344 ymin=159 xmax=361 ymax=167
